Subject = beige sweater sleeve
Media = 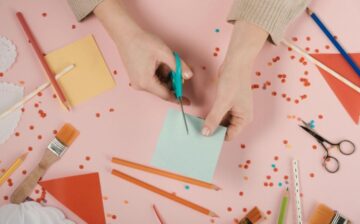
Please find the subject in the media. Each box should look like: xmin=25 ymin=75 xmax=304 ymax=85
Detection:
xmin=228 ymin=0 xmax=311 ymax=45
xmin=67 ymin=0 xmax=104 ymax=21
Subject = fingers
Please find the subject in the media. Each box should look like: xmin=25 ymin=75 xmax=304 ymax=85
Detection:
xmin=161 ymin=50 xmax=194 ymax=80
xmin=202 ymin=98 xmax=229 ymax=136
xmin=225 ymin=114 xmax=248 ymax=141
xmin=146 ymin=78 xmax=177 ymax=103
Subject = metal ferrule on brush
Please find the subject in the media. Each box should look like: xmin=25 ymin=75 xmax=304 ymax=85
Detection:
xmin=48 ymin=138 xmax=67 ymax=157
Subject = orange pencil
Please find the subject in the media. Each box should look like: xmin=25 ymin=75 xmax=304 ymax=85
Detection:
xmin=111 ymin=169 xmax=218 ymax=217
xmin=111 ymin=157 xmax=221 ymax=191
xmin=16 ymin=11 xmax=71 ymax=110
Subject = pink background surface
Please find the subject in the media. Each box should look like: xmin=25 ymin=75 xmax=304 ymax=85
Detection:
xmin=1 ymin=0 xmax=360 ymax=223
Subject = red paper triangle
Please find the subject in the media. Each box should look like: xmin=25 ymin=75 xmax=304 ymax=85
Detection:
xmin=311 ymin=53 xmax=360 ymax=124
xmin=39 ymin=173 xmax=106 ymax=224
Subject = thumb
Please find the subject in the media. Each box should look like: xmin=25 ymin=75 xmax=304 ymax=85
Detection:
xmin=162 ymin=51 xmax=194 ymax=80
xmin=202 ymin=99 xmax=229 ymax=136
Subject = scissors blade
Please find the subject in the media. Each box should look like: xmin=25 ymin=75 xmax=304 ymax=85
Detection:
xmin=299 ymin=125 xmax=325 ymax=142
xmin=179 ymin=99 xmax=189 ymax=135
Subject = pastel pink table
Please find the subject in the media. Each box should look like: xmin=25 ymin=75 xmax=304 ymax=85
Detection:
xmin=1 ymin=0 xmax=359 ymax=223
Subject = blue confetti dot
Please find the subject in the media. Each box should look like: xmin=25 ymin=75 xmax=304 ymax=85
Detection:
xmin=271 ymin=164 xmax=276 ymax=168
xmin=278 ymin=182 xmax=283 ymax=187
xmin=185 ymin=185 xmax=190 ymax=190
xmin=215 ymin=28 xmax=220 ymax=33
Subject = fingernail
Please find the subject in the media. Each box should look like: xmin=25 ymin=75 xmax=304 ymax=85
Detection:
xmin=202 ymin=126 xmax=211 ymax=136
xmin=183 ymin=71 xmax=192 ymax=79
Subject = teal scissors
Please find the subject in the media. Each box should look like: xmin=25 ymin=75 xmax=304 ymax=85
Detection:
xmin=299 ymin=120 xmax=356 ymax=173
xmin=170 ymin=52 xmax=189 ymax=134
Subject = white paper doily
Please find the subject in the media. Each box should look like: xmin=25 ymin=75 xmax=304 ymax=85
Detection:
xmin=0 ymin=202 xmax=75 ymax=224
xmin=0 ymin=36 xmax=17 ymax=72
xmin=0 ymin=82 xmax=24 ymax=144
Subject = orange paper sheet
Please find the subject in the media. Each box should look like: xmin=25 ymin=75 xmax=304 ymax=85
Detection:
xmin=311 ymin=53 xmax=360 ymax=124
xmin=39 ymin=173 xmax=105 ymax=224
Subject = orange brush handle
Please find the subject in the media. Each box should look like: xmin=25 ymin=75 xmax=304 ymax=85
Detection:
xmin=16 ymin=12 xmax=69 ymax=109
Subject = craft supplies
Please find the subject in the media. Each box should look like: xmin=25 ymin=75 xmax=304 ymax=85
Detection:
xmin=0 ymin=82 xmax=23 ymax=144
xmin=152 ymin=109 xmax=226 ymax=182
xmin=45 ymin=35 xmax=115 ymax=106
xmin=299 ymin=120 xmax=356 ymax=173
xmin=292 ymin=160 xmax=303 ymax=224
xmin=277 ymin=188 xmax=289 ymax=224
xmin=10 ymin=123 xmax=79 ymax=203
xmin=0 ymin=153 xmax=27 ymax=186
xmin=238 ymin=206 xmax=262 ymax=224
xmin=309 ymin=203 xmax=351 ymax=224
xmin=111 ymin=169 xmax=218 ymax=217
xmin=281 ymin=40 xmax=360 ymax=94
xmin=306 ymin=8 xmax=360 ymax=78
xmin=112 ymin=157 xmax=220 ymax=191
xmin=170 ymin=52 xmax=189 ymax=134
xmin=153 ymin=204 xmax=166 ymax=224
xmin=39 ymin=173 xmax=105 ymax=224
xmin=0 ymin=36 xmax=17 ymax=72
xmin=0 ymin=64 xmax=75 ymax=120
xmin=0 ymin=201 xmax=75 ymax=224
xmin=16 ymin=12 xmax=71 ymax=110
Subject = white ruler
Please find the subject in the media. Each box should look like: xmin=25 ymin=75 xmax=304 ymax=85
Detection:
xmin=292 ymin=160 xmax=303 ymax=224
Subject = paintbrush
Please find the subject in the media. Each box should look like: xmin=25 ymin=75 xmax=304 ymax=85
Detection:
xmin=10 ymin=123 xmax=79 ymax=204
xmin=238 ymin=207 xmax=263 ymax=224
xmin=309 ymin=203 xmax=352 ymax=224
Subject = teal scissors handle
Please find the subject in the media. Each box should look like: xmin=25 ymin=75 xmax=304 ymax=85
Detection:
xmin=170 ymin=52 xmax=183 ymax=99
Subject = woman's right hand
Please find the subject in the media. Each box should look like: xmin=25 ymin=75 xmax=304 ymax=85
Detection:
xmin=95 ymin=0 xmax=193 ymax=103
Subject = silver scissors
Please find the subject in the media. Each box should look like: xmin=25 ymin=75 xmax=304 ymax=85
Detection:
xmin=299 ymin=120 xmax=356 ymax=173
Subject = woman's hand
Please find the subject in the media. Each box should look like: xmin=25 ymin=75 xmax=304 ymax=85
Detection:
xmin=202 ymin=20 xmax=268 ymax=141
xmin=94 ymin=0 xmax=193 ymax=103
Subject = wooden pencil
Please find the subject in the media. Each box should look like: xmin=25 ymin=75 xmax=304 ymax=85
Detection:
xmin=281 ymin=39 xmax=360 ymax=94
xmin=16 ymin=12 xmax=71 ymax=110
xmin=0 ymin=64 xmax=75 ymax=120
xmin=306 ymin=8 xmax=360 ymax=78
xmin=111 ymin=157 xmax=220 ymax=191
xmin=153 ymin=204 xmax=166 ymax=224
xmin=0 ymin=153 xmax=28 ymax=186
xmin=111 ymin=169 xmax=218 ymax=217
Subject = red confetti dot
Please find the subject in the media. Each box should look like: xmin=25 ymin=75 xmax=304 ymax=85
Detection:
xmin=246 ymin=160 xmax=251 ymax=164
xmin=271 ymin=91 xmax=277 ymax=96
xmin=37 ymin=92 xmax=42 ymax=97
xmin=284 ymin=175 xmax=289 ymax=180
xmin=53 ymin=130 xmax=58 ymax=135
xmin=283 ymin=140 xmax=288 ymax=144
xmin=305 ymin=47 xmax=310 ymax=51
xmin=112 ymin=215 xmax=117 ymax=219
xmin=129 ymin=83 xmax=132 ymax=87
xmin=239 ymin=191 xmax=244 ymax=196
xmin=294 ymin=99 xmax=300 ymax=104
xmin=15 ymin=132 xmax=20 ymax=137
xmin=42 ymin=12 xmax=47 ymax=17
xmin=85 ymin=156 xmax=91 ymax=161
xmin=34 ymin=103 xmax=39 ymax=108
xmin=306 ymin=36 xmax=311 ymax=41
xmin=8 ymin=182 xmax=13 ymax=187
xmin=274 ymin=156 xmax=279 ymax=161
xmin=334 ymin=35 xmax=338 ymax=39
xmin=52 ymin=94 xmax=57 ymax=99
xmin=273 ymin=168 xmax=278 ymax=172
xmin=318 ymin=114 xmax=323 ymax=119
xmin=3 ymin=196 xmax=8 ymax=200
xmin=37 ymin=135 xmax=42 ymax=140
xmin=269 ymin=182 xmax=274 ymax=187
xmin=255 ymin=71 xmax=261 ymax=76
xmin=71 ymin=24 xmax=76 ymax=29
xmin=227 ymin=207 xmax=232 ymax=212
xmin=310 ymin=173 xmax=315 ymax=178
xmin=240 ymin=144 xmax=246 ymax=149
xmin=21 ymin=108 xmax=25 ymax=112
xmin=244 ymin=164 xmax=249 ymax=169
xmin=215 ymin=47 xmax=220 ymax=52
xmin=243 ymin=208 xmax=247 ymax=213
xmin=281 ymin=93 xmax=287 ymax=98
xmin=96 ymin=113 xmax=101 ymax=118
xmin=28 ymin=146 xmax=33 ymax=151
xmin=238 ymin=164 xmax=243 ymax=168
xmin=29 ymin=125 xmax=34 ymax=130
xmin=202 ymin=66 xmax=206 ymax=70
xmin=251 ymin=84 xmax=259 ymax=89
xmin=315 ymin=49 xmax=319 ymax=53
xmin=304 ymin=71 xmax=309 ymax=75
xmin=292 ymin=37 xmax=298 ymax=41
xmin=264 ymin=182 xmax=268 ymax=187
xmin=22 ymin=170 xmax=27 ymax=175
xmin=290 ymin=55 xmax=295 ymax=60
xmin=325 ymin=45 xmax=330 ymax=49
xmin=312 ymin=145 xmax=317 ymax=150
xmin=266 ymin=210 xmax=272 ymax=215
xmin=286 ymin=97 xmax=291 ymax=102
xmin=266 ymin=175 xmax=271 ymax=180
xmin=79 ymin=164 xmax=84 ymax=169
xmin=288 ymin=47 xmax=292 ymax=51
xmin=109 ymin=108 xmax=115 ymax=112
xmin=0 ymin=73 xmax=3 ymax=77
xmin=113 ymin=70 xmax=117 ymax=75
xmin=213 ymin=52 xmax=218 ymax=57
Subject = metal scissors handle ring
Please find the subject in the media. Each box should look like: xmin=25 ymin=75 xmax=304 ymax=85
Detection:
xmin=336 ymin=139 xmax=356 ymax=155
xmin=322 ymin=154 xmax=340 ymax=173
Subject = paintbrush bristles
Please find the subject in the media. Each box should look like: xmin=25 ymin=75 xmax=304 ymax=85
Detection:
xmin=56 ymin=123 xmax=79 ymax=147
xmin=309 ymin=204 xmax=335 ymax=224
xmin=247 ymin=206 xmax=262 ymax=223
xmin=306 ymin=7 xmax=313 ymax=16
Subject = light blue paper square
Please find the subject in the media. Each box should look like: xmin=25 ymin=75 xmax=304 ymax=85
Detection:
xmin=151 ymin=109 xmax=226 ymax=182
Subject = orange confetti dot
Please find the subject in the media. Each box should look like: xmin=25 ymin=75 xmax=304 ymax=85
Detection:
xmin=53 ymin=130 xmax=58 ymax=135
xmin=267 ymin=62 xmax=272 ymax=66
xmin=312 ymin=145 xmax=317 ymax=150
xmin=22 ymin=170 xmax=27 ymax=175
xmin=96 ymin=113 xmax=101 ymax=118
xmin=306 ymin=36 xmax=311 ymax=41
xmin=240 ymin=144 xmax=246 ymax=149
xmin=213 ymin=52 xmax=218 ymax=57
xmin=29 ymin=125 xmax=34 ymax=130
xmin=292 ymin=37 xmax=298 ymax=41
xmin=215 ymin=47 xmax=220 ymax=52
xmin=85 ymin=156 xmax=91 ymax=161
xmin=227 ymin=207 xmax=232 ymax=212
xmin=310 ymin=173 xmax=315 ymax=178
xmin=288 ymin=47 xmax=292 ymax=51
xmin=28 ymin=146 xmax=33 ymax=151
xmin=124 ymin=200 xmax=129 ymax=204
xmin=79 ymin=164 xmax=84 ymax=169
xmin=244 ymin=164 xmax=249 ymax=169
xmin=283 ymin=140 xmax=288 ymax=144
xmin=271 ymin=91 xmax=277 ymax=96
xmin=52 ymin=94 xmax=57 ymax=99
xmin=255 ymin=71 xmax=261 ymax=76
xmin=113 ymin=70 xmax=117 ymax=75
xmin=325 ymin=45 xmax=330 ymax=49
xmin=37 ymin=135 xmax=42 ymax=140
xmin=15 ymin=132 xmax=20 ymax=137
xmin=239 ymin=191 xmax=244 ymax=196
xmin=109 ymin=108 xmax=115 ymax=112
xmin=37 ymin=92 xmax=42 ymax=97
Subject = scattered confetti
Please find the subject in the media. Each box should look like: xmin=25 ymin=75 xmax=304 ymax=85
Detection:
xmin=185 ymin=185 xmax=190 ymax=190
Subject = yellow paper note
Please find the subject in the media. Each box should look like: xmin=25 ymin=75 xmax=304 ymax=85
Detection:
xmin=45 ymin=35 xmax=115 ymax=106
